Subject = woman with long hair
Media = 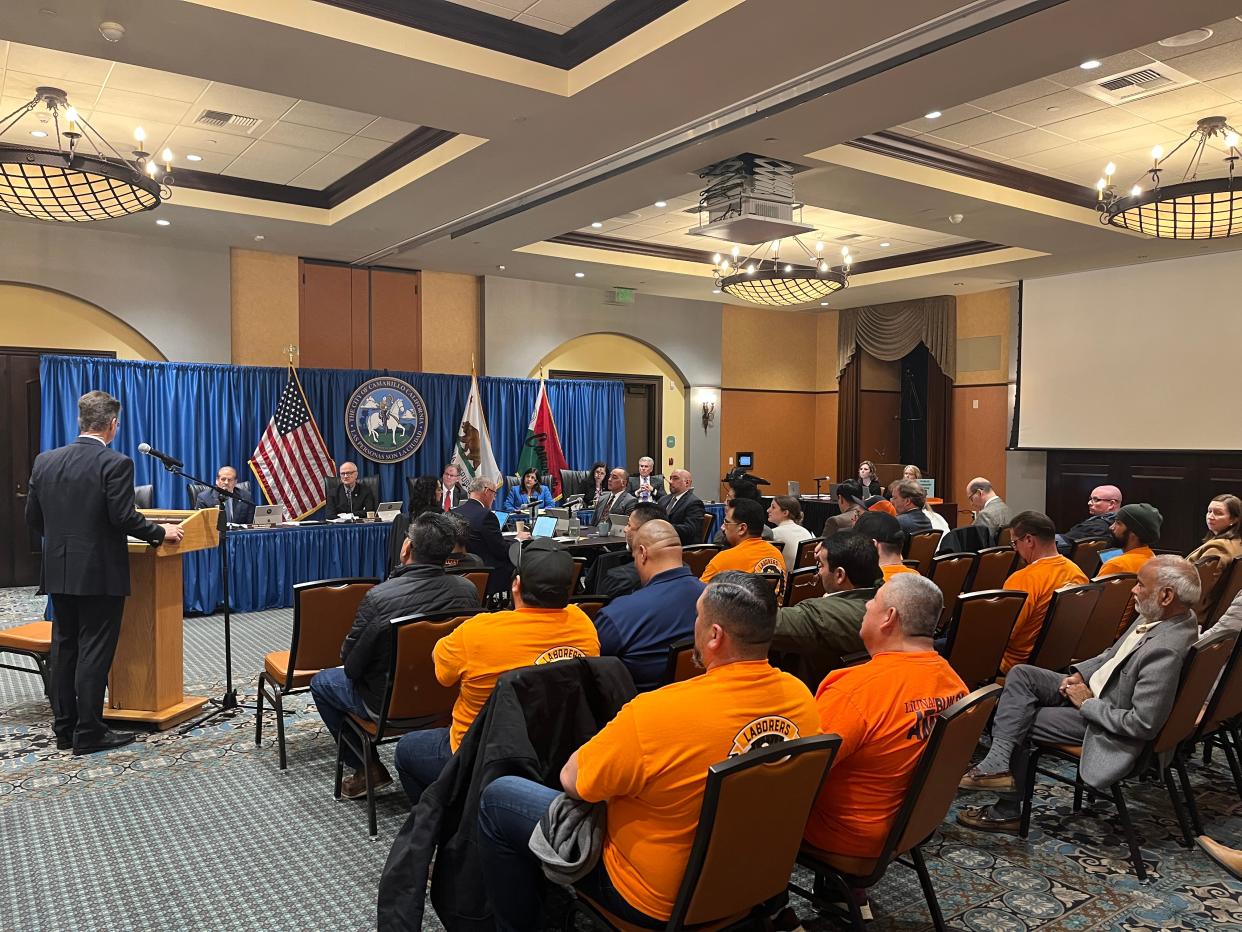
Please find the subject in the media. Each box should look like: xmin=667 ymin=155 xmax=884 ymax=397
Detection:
xmin=580 ymin=461 xmax=608 ymax=507
xmin=408 ymin=475 xmax=442 ymax=521
xmin=858 ymin=460 xmax=882 ymax=497
xmin=505 ymin=467 xmax=556 ymax=512
xmin=1188 ymin=494 xmax=1242 ymax=566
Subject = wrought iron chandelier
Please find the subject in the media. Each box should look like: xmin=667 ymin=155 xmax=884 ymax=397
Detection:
xmin=711 ymin=239 xmax=851 ymax=307
xmin=0 ymin=86 xmax=174 ymax=222
xmin=1096 ymin=115 xmax=1242 ymax=239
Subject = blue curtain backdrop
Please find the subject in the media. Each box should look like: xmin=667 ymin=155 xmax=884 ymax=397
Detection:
xmin=39 ymin=356 xmax=626 ymax=510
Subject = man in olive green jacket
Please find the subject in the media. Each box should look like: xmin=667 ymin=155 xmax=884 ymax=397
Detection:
xmin=770 ymin=531 xmax=880 ymax=691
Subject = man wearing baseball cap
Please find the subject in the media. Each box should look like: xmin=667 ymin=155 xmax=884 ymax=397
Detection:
xmin=856 ymin=511 xmax=917 ymax=584
xmin=1098 ymin=503 xmax=1161 ymax=577
xmin=392 ymin=537 xmax=600 ymax=804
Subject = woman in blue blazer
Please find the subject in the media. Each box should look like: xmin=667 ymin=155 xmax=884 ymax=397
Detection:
xmin=505 ymin=468 xmax=556 ymax=512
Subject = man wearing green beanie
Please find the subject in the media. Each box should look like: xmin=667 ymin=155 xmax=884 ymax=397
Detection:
xmin=1099 ymin=503 xmax=1161 ymax=577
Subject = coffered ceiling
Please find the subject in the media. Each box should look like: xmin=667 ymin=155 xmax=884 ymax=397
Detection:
xmin=441 ymin=0 xmax=615 ymax=34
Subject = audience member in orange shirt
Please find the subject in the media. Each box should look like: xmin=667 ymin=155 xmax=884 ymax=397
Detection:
xmin=700 ymin=498 xmax=785 ymax=582
xmin=1001 ymin=511 xmax=1088 ymax=672
xmin=1097 ymin=503 xmax=1161 ymax=577
xmin=856 ymin=512 xmax=914 ymax=584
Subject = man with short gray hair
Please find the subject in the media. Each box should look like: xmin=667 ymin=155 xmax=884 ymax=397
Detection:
xmin=804 ymin=573 xmax=967 ymax=870
xmin=958 ymin=555 xmax=1201 ymax=833
xmin=967 ymin=477 xmax=1011 ymax=535
xmin=629 ymin=456 xmax=665 ymax=503
xmin=453 ymin=477 xmax=525 ymax=593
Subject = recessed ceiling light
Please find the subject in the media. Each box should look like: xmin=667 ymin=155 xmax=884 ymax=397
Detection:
xmin=590 ymin=221 xmax=602 ymax=228
xmin=186 ymin=153 xmax=202 ymax=162
xmin=574 ymin=272 xmax=585 ymax=278
xmin=253 ymin=234 xmax=265 ymax=241
xmin=30 ymin=130 xmax=47 ymax=138
xmin=879 ymin=241 xmax=890 ymax=247
xmin=155 ymin=218 xmax=170 ymax=226
xmin=712 ymin=289 xmax=721 ymax=294
xmin=654 ymin=200 xmax=667 ymax=208
xmin=820 ymin=302 xmax=829 ymax=307
xmin=1158 ymin=28 xmax=1212 ymax=48
xmin=924 ymin=110 xmax=942 ymax=120
xmin=497 ymin=265 xmax=506 ymax=271
xmin=1079 ymin=59 xmax=1101 ymax=70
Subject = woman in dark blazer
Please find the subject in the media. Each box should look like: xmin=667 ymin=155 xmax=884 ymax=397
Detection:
xmin=580 ymin=461 xmax=608 ymax=507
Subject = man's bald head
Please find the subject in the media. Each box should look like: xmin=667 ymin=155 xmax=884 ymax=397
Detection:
xmin=668 ymin=468 xmax=694 ymax=495
xmin=633 ymin=519 xmax=684 ymax=584
xmin=1088 ymin=485 xmax=1123 ymax=516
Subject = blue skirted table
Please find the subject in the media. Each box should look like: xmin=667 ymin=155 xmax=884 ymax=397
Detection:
xmin=184 ymin=522 xmax=392 ymax=614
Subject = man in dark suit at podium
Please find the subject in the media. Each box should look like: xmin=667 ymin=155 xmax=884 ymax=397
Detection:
xmin=26 ymin=390 xmax=184 ymax=755
xmin=328 ymin=461 xmax=376 ymax=518
xmin=658 ymin=468 xmax=706 ymax=546
xmin=452 ymin=477 xmax=527 ymax=593
xmin=194 ymin=465 xmax=255 ymax=525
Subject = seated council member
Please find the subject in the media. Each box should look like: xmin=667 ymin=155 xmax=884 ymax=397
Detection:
xmin=504 ymin=467 xmax=556 ymax=513
xmin=580 ymin=461 xmax=608 ymax=508
xmin=328 ymin=461 xmax=376 ymax=518
xmin=392 ymin=538 xmax=599 ymax=803
xmin=309 ymin=513 xmax=480 ymax=797
xmin=194 ymin=465 xmax=255 ymax=525
xmin=629 ymin=456 xmax=666 ymax=503
xmin=408 ymin=475 xmax=443 ymax=522
xmin=477 ymin=572 xmax=820 ymax=929
xmin=591 ymin=468 xmax=637 ymax=529
xmin=658 ymin=468 xmax=706 ymax=547
xmin=594 ymin=519 xmax=705 ymax=690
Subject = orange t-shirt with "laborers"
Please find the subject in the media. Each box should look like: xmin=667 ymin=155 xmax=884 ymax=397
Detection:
xmin=575 ymin=660 xmax=820 ymax=920
xmin=700 ymin=537 xmax=786 ymax=582
xmin=433 ymin=605 xmax=600 ymax=750
xmin=1001 ymin=554 xmax=1088 ymax=672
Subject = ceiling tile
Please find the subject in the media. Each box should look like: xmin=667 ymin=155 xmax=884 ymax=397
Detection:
xmin=1162 ymin=38 xmax=1242 ymax=82
xmin=80 ymin=111 xmax=177 ymax=154
xmin=1087 ymin=124 xmax=1183 ymax=158
xmin=1119 ymin=84 xmax=1234 ymax=122
xmin=93 ymin=87 xmax=191 ymax=124
xmin=6 ymin=43 xmax=113 ymax=85
xmin=289 ymin=153 xmax=366 ymax=190
xmin=1043 ymin=107 xmax=1148 ymax=141
xmin=333 ymin=135 xmax=388 ymax=159
xmin=260 ymin=120 xmax=351 ymax=152
xmin=901 ymin=104 xmax=989 ymax=135
xmin=163 ymin=124 xmax=256 ymax=156
xmin=916 ymin=133 xmax=969 ymax=151
xmin=513 ymin=13 xmax=571 ymax=34
xmin=220 ymin=161 xmax=304 ymax=185
xmin=1137 ymin=18 xmax=1242 ymax=60
xmin=1021 ymin=142 xmax=1108 ymax=169
xmin=358 ymin=116 xmax=421 ymax=142
xmin=525 ymin=0 xmax=619 ymax=28
xmin=994 ymin=89 xmax=1106 ymax=127
xmin=440 ymin=0 xmax=526 ymax=18
xmin=170 ymin=150 xmax=235 ymax=173
xmin=970 ymin=78 xmax=1066 ymax=112
xmin=1205 ymin=71 xmax=1242 ymax=101
xmin=196 ymin=83 xmax=297 ymax=124
xmin=224 ymin=140 xmax=323 ymax=170
xmin=282 ymin=100 xmax=375 ymax=134
xmin=972 ymin=127 xmax=1073 ymax=159
xmin=3 ymin=71 xmax=102 ymax=109
xmin=106 ymin=62 xmax=209 ymax=103
xmin=928 ymin=112 xmax=1032 ymax=145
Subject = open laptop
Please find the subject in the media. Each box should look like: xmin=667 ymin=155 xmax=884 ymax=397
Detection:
xmin=252 ymin=504 xmax=284 ymax=527
xmin=376 ymin=501 xmax=403 ymax=522
xmin=1097 ymin=547 xmax=1123 ymax=566
xmin=532 ymin=515 xmax=558 ymax=539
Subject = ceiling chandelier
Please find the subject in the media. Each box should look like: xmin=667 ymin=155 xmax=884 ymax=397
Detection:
xmin=710 ymin=239 xmax=851 ymax=307
xmin=1096 ymin=115 xmax=1242 ymax=239
xmin=0 ymin=86 xmax=174 ymax=222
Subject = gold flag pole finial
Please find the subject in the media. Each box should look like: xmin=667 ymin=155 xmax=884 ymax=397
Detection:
xmin=284 ymin=344 xmax=298 ymax=367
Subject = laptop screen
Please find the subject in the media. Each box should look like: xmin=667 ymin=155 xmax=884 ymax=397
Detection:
xmin=493 ymin=511 xmax=509 ymax=528
xmin=1097 ymin=547 xmax=1123 ymax=566
xmin=532 ymin=515 xmax=558 ymax=538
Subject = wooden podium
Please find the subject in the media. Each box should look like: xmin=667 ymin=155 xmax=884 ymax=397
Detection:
xmin=105 ymin=508 xmax=219 ymax=729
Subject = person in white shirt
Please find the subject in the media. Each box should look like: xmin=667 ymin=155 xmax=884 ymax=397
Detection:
xmin=768 ymin=495 xmax=814 ymax=570
xmin=629 ymin=456 xmax=665 ymax=503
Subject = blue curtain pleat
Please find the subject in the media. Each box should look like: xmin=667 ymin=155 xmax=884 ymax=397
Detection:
xmin=39 ymin=356 xmax=626 ymax=509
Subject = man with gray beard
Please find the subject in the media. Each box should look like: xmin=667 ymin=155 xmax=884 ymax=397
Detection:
xmin=955 ymin=555 xmax=1201 ymax=833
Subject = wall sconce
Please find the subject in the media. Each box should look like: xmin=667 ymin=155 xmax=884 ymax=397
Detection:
xmin=693 ymin=388 xmax=718 ymax=434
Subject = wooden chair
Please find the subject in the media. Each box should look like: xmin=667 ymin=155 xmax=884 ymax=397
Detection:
xmin=256 ymin=577 xmax=378 ymax=769
xmin=901 ymin=559 xmax=921 ymax=571
xmin=929 ymin=552 xmax=978 ymax=631
xmin=1020 ymin=629 xmax=1237 ymax=878
xmin=794 ymin=685 xmax=1002 ymax=932
xmin=1068 ymin=538 xmax=1111 ymax=578
xmin=1026 ymin=583 xmax=1103 ymax=672
xmin=337 ymin=610 xmax=471 ymax=836
xmin=0 ymin=619 xmax=53 ymax=697
xmin=970 ymin=546 xmax=1018 ymax=592
xmin=569 ymin=557 xmax=587 ymax=594
xmin=941 ymin=590 xmax=1026 ymax=690
xmin=783 ymin=566 xmax=825 ymax=607
xmin=569 ymin=595 xmax=611 ymax=620
xmin=700 ymin=512 xmax=714 ymax=544
xmin=1195 ymin=557 xmax=1231 ymax=623
xmin=571 ymin=734 xmax=841 ymax=931
xmin=905 ymin=530 xmax=943 ymax=575
xmin=794 ymin=537 xmax=820 ymax=570
xmin=447 ymin=567 xmax=490 ymax=603
xmin=662 ymin=637 xmax=703 ymax=685
xmin=758 ymin=567 xmax=785 ymax=602
xmin=1206 ymin=557 xmax=1242 ymax=628
xmin=682 ymin=544 xmax=721 ymax=578
xmin=1187 ymin=638 xmax=1242 ymax=800
xmin=1078 ymin=573 xmax=1137 ymax=660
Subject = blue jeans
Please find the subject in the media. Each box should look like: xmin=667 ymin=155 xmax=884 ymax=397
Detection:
xmin=393 ymin=727 xmax=453 ymax=803
xmin=478 ymin=776 xmax=661 ymax=932
xmin=309 ymin=667 xmax=371 ymax=769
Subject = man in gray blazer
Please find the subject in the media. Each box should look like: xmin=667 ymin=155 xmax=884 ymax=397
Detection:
xmin=954 ymin=554 xmax=1200 ymax=832
xmin=591 ymin=468 xmax=636 ymax=529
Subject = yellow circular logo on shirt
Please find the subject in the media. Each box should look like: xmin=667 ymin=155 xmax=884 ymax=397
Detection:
xmin=730 ymin=715 xmax=800 ymax=756
xmin=754 ymin=557 xmax=784 ymax=575
xmin=535 ymin=646 xmax=587 ymax=664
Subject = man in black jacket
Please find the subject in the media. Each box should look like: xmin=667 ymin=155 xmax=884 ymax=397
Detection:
xmin=26 ymin=390 xmax=184 ymax=755
xmin=452 ymin=477 xmax=526 ymax=593
xmin=1057 ymin=485 xmax=1123 ymax=555
xmin=310 ymin=512 xmax=479 ymax=798
xmin=598 ymin=502 xmax=666 ymax=599
xmin=327 ymin=461 xmax=377 ymax=518
xmin=658 ymin=468 xmax=706 ymax=546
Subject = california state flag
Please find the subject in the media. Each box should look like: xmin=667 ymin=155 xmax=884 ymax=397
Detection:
xmin=452 ymin=370 xmax=502 ymax=487
xmin=517 ymin=378 xmax=569 ymax=498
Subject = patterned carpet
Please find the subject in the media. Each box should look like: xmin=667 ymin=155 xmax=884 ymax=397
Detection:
xmin=2 ymin=586 xmax=1241 ymax=930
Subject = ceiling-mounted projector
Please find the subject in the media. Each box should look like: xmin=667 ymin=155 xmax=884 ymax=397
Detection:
xmin=688 ymin=153 xmax=815 ymax=245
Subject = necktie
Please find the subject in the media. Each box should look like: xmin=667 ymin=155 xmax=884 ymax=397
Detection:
xmin=444 ymin=489 xmax=452 ymax=511
xmin=599 ymin=494 xmax=613 ymax=521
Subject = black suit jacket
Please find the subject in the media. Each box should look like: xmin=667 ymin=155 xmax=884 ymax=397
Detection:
xmin=628 ymin=474 xmax=666 ymax=501
xmin=452 ymin=498 xmax=512 ymax=591
xmin=26 ymin=437 xmax=165 ymax=597
xmin=659 ymin=490 xmax=707 ymax=545
xmin=328 ymin=481 xmax=377 ymax=518
xmin=194 ymin=487 xmax=256 ymax=525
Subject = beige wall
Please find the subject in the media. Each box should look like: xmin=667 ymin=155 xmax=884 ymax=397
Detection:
xmin=421 ymin=271 xmax=481 ymax=374
xmin=722 ymin=305 xmax=819 ymax=391
xmin=230 ymin=249 xmax=299 ymax=366
xmin=0 ymin=282 xmax=164 ymax=359
xmin=956 ymin=287 xmax=1013 ymax=386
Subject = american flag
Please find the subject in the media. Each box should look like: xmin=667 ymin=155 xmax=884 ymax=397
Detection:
xmin=248 ymin=368 xmax=336 ymax=520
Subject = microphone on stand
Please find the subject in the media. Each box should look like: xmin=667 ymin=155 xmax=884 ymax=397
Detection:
xmin=138 ymin=442 xmax=184 ymax=469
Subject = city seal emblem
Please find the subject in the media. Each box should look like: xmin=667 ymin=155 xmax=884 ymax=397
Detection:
xmin=345 ymin=377 xmax=429 ymax=463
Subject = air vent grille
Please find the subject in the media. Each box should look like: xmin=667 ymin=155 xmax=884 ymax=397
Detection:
xmin=1078 ymin=62 xmax=1194 ymax=104
xmin=194 ymin=109 xmax=262 ymax=132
